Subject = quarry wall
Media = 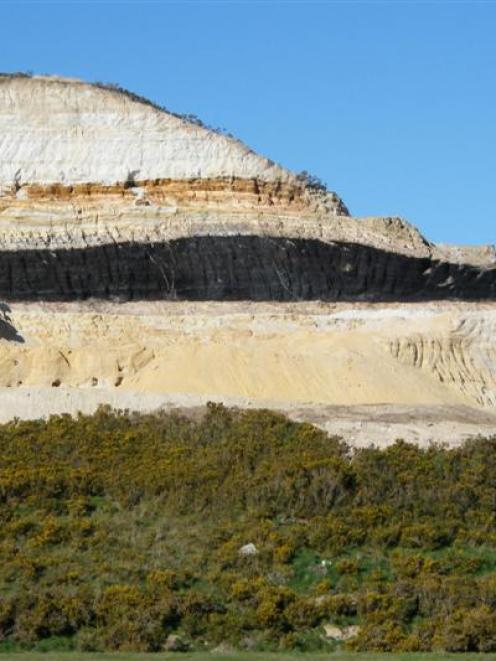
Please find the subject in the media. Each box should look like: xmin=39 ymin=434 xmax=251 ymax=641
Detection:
xmin=0 ymin=75 xmax=494 ymax=443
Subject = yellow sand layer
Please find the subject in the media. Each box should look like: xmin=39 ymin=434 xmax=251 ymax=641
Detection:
xmin=0 ymin=301 xmax=493 ymax=410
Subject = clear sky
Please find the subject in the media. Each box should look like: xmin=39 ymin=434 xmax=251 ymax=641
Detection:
xmin=0 ymin=0 xmax=495 ymax=245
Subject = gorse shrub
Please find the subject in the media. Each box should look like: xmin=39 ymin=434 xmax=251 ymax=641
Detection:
xmin=0 ymin=404 xmax=495 ymax=651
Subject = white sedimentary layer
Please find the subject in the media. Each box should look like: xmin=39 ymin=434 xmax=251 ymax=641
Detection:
xmin=0 ymin=76 xmax=291 ymax=187
xmin=0 ymin=75 xmax=493 ymax=265
xmin=0 ymin=205 xmax=434 ymax=257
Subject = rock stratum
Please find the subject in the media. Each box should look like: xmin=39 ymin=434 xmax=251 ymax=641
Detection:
xmin=0 ymin=73 xmax=495 ymax=444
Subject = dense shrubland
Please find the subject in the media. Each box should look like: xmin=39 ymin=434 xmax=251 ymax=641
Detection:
xmin=0 ymin=404 xmax=496 ymax=652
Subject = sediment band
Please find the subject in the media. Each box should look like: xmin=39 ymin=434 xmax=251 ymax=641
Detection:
xmin=0 ymin=236 xmax=494 ymax=302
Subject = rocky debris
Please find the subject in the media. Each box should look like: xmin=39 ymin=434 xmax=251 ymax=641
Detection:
xmin=163 ymin=634 xmax=189 ymax=652
xmin=211 ymin=641 xmax=238 ymax=654
xmin=435 ymin=242 xmax=496 ymax=267
xmin=323 ymin=624 xmax=360 ymax=640
xmin=239 ymin=543 xmax=258 ymax=556
xmin=240 ymin=636 xmax=258 ymax=650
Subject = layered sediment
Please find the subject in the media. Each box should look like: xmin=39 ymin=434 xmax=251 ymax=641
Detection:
xmin=0 ymin=237 xmax=494 ymax=303
xmin=0 ymin=74 xmax=494 ymax=442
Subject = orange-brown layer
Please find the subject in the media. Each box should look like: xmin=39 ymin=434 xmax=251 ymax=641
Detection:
xmin=2 ymin=178 xmax=347 ymax=214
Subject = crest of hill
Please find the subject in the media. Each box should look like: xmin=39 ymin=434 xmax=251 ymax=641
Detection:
xmin=1 ymin=74 xmax=494 ymax=266
xmin=0 ymin=74 xmax=295 ymax=187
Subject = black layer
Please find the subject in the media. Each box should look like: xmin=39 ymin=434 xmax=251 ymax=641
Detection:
xmin=0 ymin=236 xmax=495 ymax=302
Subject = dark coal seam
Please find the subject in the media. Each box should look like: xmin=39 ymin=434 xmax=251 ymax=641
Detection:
xmin=0 ymin=236 xmax=494 ymax=303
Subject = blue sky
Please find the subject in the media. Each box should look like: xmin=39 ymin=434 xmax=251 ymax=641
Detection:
xmin=0 ymin=0 xmax=495 ymax=245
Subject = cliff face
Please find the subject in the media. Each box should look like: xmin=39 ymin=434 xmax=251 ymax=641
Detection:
xmin=0 ymin=74 xmax=494 ymax=440
xmin=0 ymin=76 xmax=290 ymax=186
xmin=0 ymin=74 xmax=493 ymax=302
xmin=1 ymin=301 xmax=495 ymax=446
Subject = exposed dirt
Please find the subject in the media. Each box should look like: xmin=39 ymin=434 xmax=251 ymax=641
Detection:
xmin=0 ymin=301 xmax=494 ymax=446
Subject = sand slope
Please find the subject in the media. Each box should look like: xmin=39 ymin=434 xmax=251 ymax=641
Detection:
xmin=0 ymin=301 xmax=494 ymax=445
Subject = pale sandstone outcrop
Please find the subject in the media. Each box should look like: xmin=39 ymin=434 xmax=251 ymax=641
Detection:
xmin=0 ymin=75 xmax=291 ymax=186
xmin=0 ymin=75 xmax=492 ymax=265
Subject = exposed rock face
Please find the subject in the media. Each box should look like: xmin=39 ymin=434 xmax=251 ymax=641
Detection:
xmin=0 ymin=74 xmax=494 ymax=440
xmin=0 ymin=76 xmax=290 ymax=186
xmin=0 ymin=237 xmax=494 ymax=302
xmin=0 ymin=301 xmax=495 ymax=445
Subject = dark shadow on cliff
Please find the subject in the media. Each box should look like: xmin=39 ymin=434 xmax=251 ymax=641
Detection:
xmin=0 ymin=303 xmax=24 ymax=342
xmin=0 ymin=236 xmax=494 ymax=303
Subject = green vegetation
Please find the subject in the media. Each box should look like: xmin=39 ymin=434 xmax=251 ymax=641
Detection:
xmin=0 ymin=655 xmax=493 ymax=661
xmin=1 ymin=404 xmax=496 ymax=653
xmin=295 ymin=170 xmax=327 ymax=192
xmin=0 ymin=651 xmax=493 ymax=660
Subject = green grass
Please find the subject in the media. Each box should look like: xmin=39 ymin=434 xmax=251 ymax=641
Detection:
xmin=288 ymin=548 xmax=324 ymax=592
xmin=0 ymin=653 xmax=495 ymax=660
